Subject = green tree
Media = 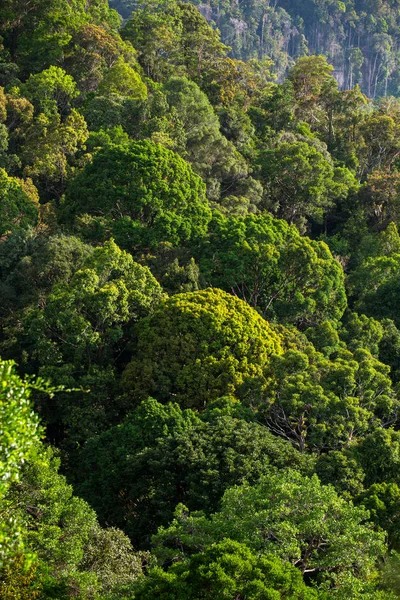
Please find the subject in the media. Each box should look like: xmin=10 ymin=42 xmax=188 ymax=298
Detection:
xmin=316 ymin=450 xmax=366 ymax=500
xmin=260 ymin=140 xmax=356 ymax=228
xmin=358 ymin=114 xmax=400 ymax=176
xmin=257 ymin=340 xmax=398 ymax=452
xmin=175 ymin=1 xmax=228 ymax=86
xmin=145 ymin=252 xmax=201 ymax=295
xmin=356 ymin=429 xmax=400 ymax=488
xmin=62 ymin=140 xmax=211 ymax=249
xmin=2 ymin=92 xmax=35 ymax=165
xmin=97 ymin=57 xmax=147 ymax=101
xmin=22 ymin=109 xmax=88 ymax=199
xmin=0 ymin=360 xmax=41 ymax=565
xmin=381 ymin=552 xmax=400 ymax=597
xmin=77 ymin=397 xmax=312 ymax=545
xmin=162 ymin=76 xmax=249 ymax=201
xmin=122 ymin=288 xmax=282 ymax=408
xmin=82 ymin=93 xmax=128 ymax=132
xmin=2 ymin=240 xmax=164 ymax=448
xmin=121 ymin=0 xmax=183 ymax=81
xmin=361 ymin=170 xmax=400 ymax=228
xmin=339 ymin=311 xmax=385 ymax=357
xmin=348 ymin=248 xmax=400 ymax=328
xmin=0 ymin=0 xmax=118 ymax=76
xmin=21 ymin=66 xmax=79 ymax=118
xmin=0 ymin=168 xmax=39 ymax=237
xmin=132 ymin=539 xmax=318 ymax=599
xmin=0 ymin=232 xmax=93 ymax=317
xmin=288 ymin=55 xmax=337 ymax=124
xmin=378 ymin=318 xmax=400 ymax=383
xmin=197 ymin=212 xmax=347 ymax=325
xmin=249 ymin=80 xmax=295 ymax=135
xmin=63 ymin=23 xmax=132 ymax=93
xmin=359 ymin=483 xmax=400 ymax=550
xmin=153 ymin=470 xmax=386 ymax=588
xmin=3 ymin=444 xmax=144 ymax=598
xmin=122 ymin=0 xmax=228 ymax=85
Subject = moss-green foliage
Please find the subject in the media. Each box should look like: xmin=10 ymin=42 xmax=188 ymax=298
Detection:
xmin=2 ymin=240 xmax=164 ymax=448
xmin=0 ymin=0 xmax=119 ymax=78
xmin=62 ymin=140 xmax=212 ymax=249
xmin=258 ymin=336 xmax=399 ymax=451
xmin=123 ymin=288 xmax=282 ymax=408
xmin=131 ymin=539 xmax=318 ymax=600
xmin=7 ymin=239 xmax=163 ymax=368
xmin=4 ymin=0 xmax=400 ymax=596
xmin=359 ymin=482 xmax=400 ymax=551
xmin=349 ymin=252 xmax=400 ymax=328
xmin=77 ymin=397 xmax=312 ymax=545
xmin=121 ymin=0 xmax=228 ymax=84
xmin=0 ymin=169 xmax=38 ymax=236
xmin=0 ymin=232 xmax=93 ymax=317
xmin=162 ymin=76 xmax=249 ymax=200
xmin=153 ymin=470 xmax=386 ymax=588
xmin=260 ymin=139 xmax=355 ymax=227
xmin=3 ymin=444 xmax=144 ymax=598
xmin=197 ymin=212 xmax=347 ymax=325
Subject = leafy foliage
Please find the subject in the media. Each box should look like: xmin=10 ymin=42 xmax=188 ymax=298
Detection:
xmin=0 ymin=169 xmax=38 ymax=237
xmin=3 ymin=0 xmax=400 ymax=597
xmin=257 ymin=337 xmax=399 ymax=451
xmin=2 ymin=444 xmax=144 ymax=598
xmin=153 ymin=470 xmax=386 ymax=586
xmin=132 ymin=539 xmax=318 ymax=599
xmin=77 ymin=397 xmax=312 ymax=545
xmin=196 ymin=212 xmax=347 ymax=325
xmin=122 ymin=288 xmax=282 ymax=408
xmin=2 ymin=240 xmax=163 ymax=448
xmin=62 ymin=140 xmax=211 ymax=248
xmin=260 ymin=139 xmax=357 ymax=229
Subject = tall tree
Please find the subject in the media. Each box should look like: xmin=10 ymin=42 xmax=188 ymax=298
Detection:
xmin=62 ymin=140 xmax=211 ymax=249
xmin=153 ymin=470 xmax=386 ymax=590
xmin=122 ymin=288 xmax=282 ymax=408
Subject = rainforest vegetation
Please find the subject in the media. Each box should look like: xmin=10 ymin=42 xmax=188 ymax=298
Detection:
xmin=4 ymin=0 xmax=400 ymax=598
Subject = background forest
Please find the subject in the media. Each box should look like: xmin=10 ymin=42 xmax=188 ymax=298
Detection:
xmin=4 ymin=0 xmax=400 ymax=598
xmin=113 ymin=0 xmax=400 ymax=99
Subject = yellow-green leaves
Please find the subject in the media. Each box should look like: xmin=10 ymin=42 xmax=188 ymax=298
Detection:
xmin=21 ymin=67 xmax=79 ymax=118
xmin=98 ymin=58 xmax=147 ymax=101
xmin=123 ymin=288 xmax=282 ymax=408
xmin=0 ymin=169 xmax=39 ymax=237
xmin=0 ymin=361 xmax=41 ymax=566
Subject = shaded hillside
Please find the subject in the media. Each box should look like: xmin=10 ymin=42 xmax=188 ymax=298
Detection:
xmin=111 ymin=0 xmax=400 ymax=97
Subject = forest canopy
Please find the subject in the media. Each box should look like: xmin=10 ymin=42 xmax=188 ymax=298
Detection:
xmin=3 ymin=0 xmax=400 ymax=598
